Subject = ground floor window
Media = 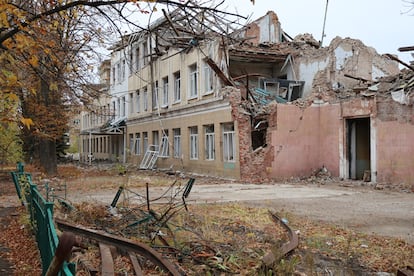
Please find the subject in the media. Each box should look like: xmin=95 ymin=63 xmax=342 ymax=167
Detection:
xmin=129 ymin=134 xmax=134 ymax=155
xmin=189 ymin=126 xmax=198 ymax=160
xmin=159 ymin=130 xmax=169 ymax=157
xmin=173 ymin=128 xmax=181 ymax=158
xmin=143 ymin=132 xmax=148 ymax=153
xmin=223 ymin=123 xmax=235 ymax=162
xmin=135 ymin=133 xmax=141 ymax=155
xmin=204 ymin=124 xmax=215 ymax=160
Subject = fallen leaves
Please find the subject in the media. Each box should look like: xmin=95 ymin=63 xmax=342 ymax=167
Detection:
xmin=0 ymin=207 xmax=42 ymax=275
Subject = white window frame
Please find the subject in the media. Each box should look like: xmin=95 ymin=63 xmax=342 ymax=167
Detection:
xmin=121 ymin=59 xmax=126 ymax=81
xmin=189 ymin=63 xmax=198 ymax=98
xmin=135 ymin=90 xmax=140 ymax=113
xmin=143 ymin=87 xmax=148 ymax=111
xmin=173 ymin=71 xmax=181 ymax=103
xmin=135 ymin=46 xmax=140 ymax=71
xmin=204 ymin=63 xmax=213 ymax=95
xmin=159 ymin=132 xmax=169 ymax=157
xmin=152 ymin=130 xmax=159 ymax=147
xmin=162 ymin=77 xmax=169 ymax=107
xmin=205 ymin=125 xmax=215 ymax=160
xmin=116 ymin=63 xmax=121 ymax=83
xmin=129 ymin=134 xmax=134 ymax=155
xmin=189 ymin=126 xmax=198 ymax=160
xmin=143 ymin=132 xmax=148 ymax=153
xmin=173 ymin=128 xmax=181 ymax=158
xmin=223 ymin=123 xmax=235 ymax=162
xmin=129 ymin=93 xmax=133 ymax=114
xmin=152 ymin=81 xmax=159 ymax=110
xmin=116 ymin=99 xmax=120 ymax=117
xmin=135 ymin=133 xmax=141 ymax=155
xmin=121 ymin=96 xmax=126 ymax=117
xmin=143 ymin=41 xmax=148 ymax=66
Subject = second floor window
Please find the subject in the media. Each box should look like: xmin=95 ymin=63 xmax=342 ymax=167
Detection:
xmin=129 ymin=93 xmax=133 ymax=114
xmin=121 ymin=96 xmax=126 ymax=117
xmin=204 ymin=63 xmax=213 ymax=94
xmin=135 ymin=90 xmax=140 ymax=113
xmin=162 ymin=76 xmax=169 ymax=107
xmin=143 ymin=87 xmax=148 ymax=111
xmin=189 ymin=63 xmax=198 ymax=98
xmin=173 ymin=71 xmax=181 ymax=102
xmin=135 ymin=47 xmax=140 ymax=71
xmin=152 ymin=81 xmax=159 ymax=110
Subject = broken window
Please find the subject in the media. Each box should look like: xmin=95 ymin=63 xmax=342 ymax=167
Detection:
xmin=251 ymin=119 xmax=268 ymax=150
xmin=159 ymin=130 xmax=169 ymax=157
xmin=257 ymin=78 xmax=305 ymax=103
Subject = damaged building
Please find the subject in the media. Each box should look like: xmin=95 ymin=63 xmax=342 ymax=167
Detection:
xmin=79 ymin=10 xmax=413 ymax=187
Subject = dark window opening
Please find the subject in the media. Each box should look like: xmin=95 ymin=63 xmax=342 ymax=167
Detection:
xmin=251 ymin=119 xmax=268 ymax=150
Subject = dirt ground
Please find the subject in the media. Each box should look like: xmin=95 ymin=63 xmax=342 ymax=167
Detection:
xmin=50 ymin=166 xmax=413 ymax=245
xmin=0 ymin=164 xmax=413 ymax=274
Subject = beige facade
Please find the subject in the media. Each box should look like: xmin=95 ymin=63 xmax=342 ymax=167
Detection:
xmin=125 ymin=35 xmax=241 ymax=177
xmin=78 ymin=10 xmax=403 ymax=183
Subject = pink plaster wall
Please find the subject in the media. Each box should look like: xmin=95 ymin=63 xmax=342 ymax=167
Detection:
xmin=270 ymin=104 xmax=340 ymax=179
xmin=376 ymin=120 xmax=414 ymax=184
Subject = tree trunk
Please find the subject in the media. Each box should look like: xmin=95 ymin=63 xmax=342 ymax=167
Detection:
xmin=38 ymin=138 xmax=58 ymax=175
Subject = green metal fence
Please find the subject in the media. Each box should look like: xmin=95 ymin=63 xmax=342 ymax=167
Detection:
xmin=10 ymin=163 xmax=75 ymax=276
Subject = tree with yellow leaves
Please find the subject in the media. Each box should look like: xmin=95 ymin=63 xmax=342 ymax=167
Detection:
xmin=0 ymin=0 xmax=249 ymax=174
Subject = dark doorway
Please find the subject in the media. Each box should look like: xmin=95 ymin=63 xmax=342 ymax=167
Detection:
xmin=347 ymin=118 xmax=371 ymax=180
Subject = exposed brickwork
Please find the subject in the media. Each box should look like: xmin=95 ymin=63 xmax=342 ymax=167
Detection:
xmin=376 ymin=97 xmax=414 ymax=124
xmin=226 ymin=87 xmax=275 ymax=183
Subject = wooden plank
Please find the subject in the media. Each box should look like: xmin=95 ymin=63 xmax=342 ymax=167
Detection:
xmin=128 ymin=252 xmax=143 ymax=276
xmin=99 ymin=243 xmax=114 ymax=276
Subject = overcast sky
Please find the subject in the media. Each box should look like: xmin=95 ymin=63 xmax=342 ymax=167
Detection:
xmin=222 ymin=0 xmax=414 ymax=64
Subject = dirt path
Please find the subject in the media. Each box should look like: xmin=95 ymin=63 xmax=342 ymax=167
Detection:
xmin=0 ymin=171 xmax=21 ymax=276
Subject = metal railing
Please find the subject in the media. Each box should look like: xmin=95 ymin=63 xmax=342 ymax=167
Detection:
xmin=10 ymin=163 xmax=75 ymax=276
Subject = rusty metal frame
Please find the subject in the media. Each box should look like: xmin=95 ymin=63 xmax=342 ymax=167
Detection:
xmin=55 ymin=218 xmax=182 ymax=276
xmin=262 ymin=211 xmax=299 ymax=266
